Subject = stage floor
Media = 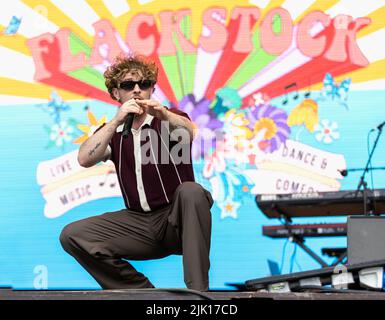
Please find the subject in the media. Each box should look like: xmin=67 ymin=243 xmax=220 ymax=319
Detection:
xmin=2 ymin=288 xmax=385 ymax=300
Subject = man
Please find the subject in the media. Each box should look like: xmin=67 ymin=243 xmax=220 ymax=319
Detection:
xmin=60 ymin=54 xmax=213 ymax=291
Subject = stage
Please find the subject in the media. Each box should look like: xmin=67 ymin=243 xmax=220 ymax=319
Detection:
xmin=1 ymin=1 xmax=385 ymax=307
xmin=2 ymin=288 xmax=385 ymax=300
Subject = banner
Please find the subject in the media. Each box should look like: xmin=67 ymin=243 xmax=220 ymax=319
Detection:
xmin=1 ymin=0 xmax=384 ymax=290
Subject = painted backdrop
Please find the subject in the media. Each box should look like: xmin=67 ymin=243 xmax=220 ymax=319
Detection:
xmin=0 ymin=0 xmax=384 ymax=289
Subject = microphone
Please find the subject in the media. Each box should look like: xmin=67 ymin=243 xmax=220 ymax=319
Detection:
xmin=338 ymin=169 xmax=348 ymax=177
xmin=370 ymin=121 xmax=385 ymax=132
xmin=122 ymin=113 xmax=134 ymax=139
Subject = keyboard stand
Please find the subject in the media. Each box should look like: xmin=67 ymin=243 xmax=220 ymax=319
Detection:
xmin=276 ymin=207 xmax=342 ymax=268
xmin=291 ymin=235 xmax=329 ymax=267
xmin=322 ymin=248 xmax=348 ymax=266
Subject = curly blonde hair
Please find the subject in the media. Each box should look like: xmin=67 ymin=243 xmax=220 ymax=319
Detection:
xmin=104 ymin=54 xmax=159 ymax=100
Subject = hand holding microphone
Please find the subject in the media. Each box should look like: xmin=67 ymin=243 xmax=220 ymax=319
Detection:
xmin=114 ymin=99 xmax=143 ymax=138
xmin=122 ymin=113 xmax=135 ymax=138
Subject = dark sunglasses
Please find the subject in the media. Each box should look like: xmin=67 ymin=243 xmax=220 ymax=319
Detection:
xmin=119 ymin=79 xmax=154 ymax=91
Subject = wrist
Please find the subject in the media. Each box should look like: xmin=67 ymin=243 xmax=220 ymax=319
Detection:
xmin=109 ymin=118 xmax=121 ymax=128
xmin=159 ymin=107 xmax=169 ymax=121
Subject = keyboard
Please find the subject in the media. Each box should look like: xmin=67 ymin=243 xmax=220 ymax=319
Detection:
xmin=256 ymin=189 xmax=385 ymax=219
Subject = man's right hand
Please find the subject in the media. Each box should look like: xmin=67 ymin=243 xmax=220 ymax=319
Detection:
xmin=113 ymin=99 xmax=144 ymax=125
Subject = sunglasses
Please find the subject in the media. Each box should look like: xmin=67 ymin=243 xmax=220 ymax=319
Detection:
xmin=119 ymin=79 xmax=154 ymax=91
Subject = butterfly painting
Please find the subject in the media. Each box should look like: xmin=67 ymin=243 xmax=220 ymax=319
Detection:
xmin=3 ymin=16 xmax=22 ymax=35
xmin=36 ymin=91 xmax=71 ymax=123
xmin=319 ymin=73 xmax=351 ymax=109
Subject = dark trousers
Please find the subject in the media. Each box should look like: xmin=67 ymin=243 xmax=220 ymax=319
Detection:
xmin=59 ymin=182 xmax=213 ymax=291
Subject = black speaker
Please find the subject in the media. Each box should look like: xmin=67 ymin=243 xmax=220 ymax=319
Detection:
xmin=348 ymin=216 xmax=385 ymax=264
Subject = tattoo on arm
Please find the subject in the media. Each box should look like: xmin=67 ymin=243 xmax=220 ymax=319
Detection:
xmin=88 ymin=142 xmax=101 ymax=157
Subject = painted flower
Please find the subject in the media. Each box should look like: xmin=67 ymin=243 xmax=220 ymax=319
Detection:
xmin=233 ymin=129 xmax=267 ymax=165
xmin=178 ymin=94 xmax=223 ymax=159
xmin=74 ymin=110 xmax=107 ymax=144
xmin=287 ymin=99 xmax=319 ymax=132
xmin=222 ymin=109 xmax=253 ymax=142
xmin=248 ymin=92 xmax=271 ymax=108
xmin=211 ymin=87 xmax=242 ymax=118
xmin=38 ymin=91 xmax=70 ymax=124
xmin=49 ymin=121 xmax=74 ymax=147
xmin=246 ymin=104 xmax=290 ymax=153
xmin=314 ymin=119 xmax=340 ymax=144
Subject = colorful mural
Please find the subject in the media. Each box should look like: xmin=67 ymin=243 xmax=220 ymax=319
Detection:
xmin=0 ymin=0 xmax=384 ymax=290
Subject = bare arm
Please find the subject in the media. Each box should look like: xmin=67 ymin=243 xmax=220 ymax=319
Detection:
xmin=78 ymin=99 xmax=144 ymax=167
xmin=164 ymin=109 xmax=195 ymax=141
xmin=77 ymin=119 xmax=119 ymax=168
xmin=136 ymin=99 xmax=195 ymax=140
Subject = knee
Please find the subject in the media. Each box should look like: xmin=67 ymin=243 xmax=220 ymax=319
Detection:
xmin=176 ymin=182 xmax=213 ymax=207
xmin=177 ymin=182 xmax=204 ymax=199
xmin=59 ymin=221 xmax=81 ymax=252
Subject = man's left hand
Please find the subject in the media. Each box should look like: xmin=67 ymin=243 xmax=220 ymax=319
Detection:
xmin=136 ymin=99 xmax=168 ymax=120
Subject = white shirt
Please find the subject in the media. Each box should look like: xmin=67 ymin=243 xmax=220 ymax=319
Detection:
xmin=115 ymin=114 xmax=154 ymax=211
